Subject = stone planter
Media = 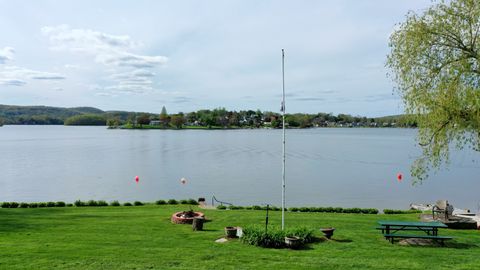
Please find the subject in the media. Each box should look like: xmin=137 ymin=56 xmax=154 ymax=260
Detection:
xmin=225 ymin=226 xmax=237 ymax=238
xmin=285 ymin=236 xmax=301 ymax=249
xmin=320 ymin=227 xmax=335 ymax=239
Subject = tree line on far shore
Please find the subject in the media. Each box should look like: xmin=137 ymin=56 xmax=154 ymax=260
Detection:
xmin=0 ymin=104 xmax=415 ymax=128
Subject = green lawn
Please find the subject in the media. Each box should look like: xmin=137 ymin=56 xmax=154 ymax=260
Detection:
xmin=1 ymin=205 xmax=479 ymax=269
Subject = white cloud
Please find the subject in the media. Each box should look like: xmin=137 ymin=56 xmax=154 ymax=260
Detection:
xmin=42 ymin=25 xmax=167 ymax=69
xmin=98 ymin=52 xmax=167 ymax=68
xmin=0 ymin=66 xmax=65 ymax=86
xmin=0 ymin=47 xmax=15 ymax=64
xmin=0 ymin=78 xmax=26 ymax=86
xmin=42 ymin=25 xmax=167 ymax=95
xmin=64 ymin=64 xmax=82 ymax=69
xmin=95 ymin=92 xmax=117 ymax=97
xmin=41 ymin=25 xmax=138 ymax=52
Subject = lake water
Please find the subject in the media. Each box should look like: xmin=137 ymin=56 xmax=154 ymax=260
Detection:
xmin=1 ymin=125 xmax=479 ymax=211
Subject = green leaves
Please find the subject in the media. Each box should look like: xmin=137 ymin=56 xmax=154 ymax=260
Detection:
xmin=387 ymin=0 xmax=480 ymax=183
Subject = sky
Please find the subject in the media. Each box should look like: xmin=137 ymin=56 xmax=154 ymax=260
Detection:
xmin=0 ymin=0 xmax=434 ymax=117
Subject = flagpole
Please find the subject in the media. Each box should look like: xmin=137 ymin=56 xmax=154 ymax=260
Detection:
xmin=281 ymin=49 xmax=286 ymax=230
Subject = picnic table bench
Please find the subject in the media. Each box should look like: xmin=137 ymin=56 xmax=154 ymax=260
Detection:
xmin=377 ymin=220 xmax=452 ymax=245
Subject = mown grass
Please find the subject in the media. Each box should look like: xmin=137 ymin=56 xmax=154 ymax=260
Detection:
xmin=0 ymin=205 xmax=479 ymax=269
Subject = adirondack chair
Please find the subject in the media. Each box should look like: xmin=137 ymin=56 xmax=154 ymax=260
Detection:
xmin=432 ymin=200 xmax=453 ymax=220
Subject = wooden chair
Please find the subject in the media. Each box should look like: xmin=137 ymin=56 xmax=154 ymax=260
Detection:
xmin=432 ymin=200 xmax=452 ymax=220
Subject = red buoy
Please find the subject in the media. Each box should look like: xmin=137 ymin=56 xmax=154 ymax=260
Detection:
xmin=135 ymin=175 xmax=139 ymax=183
xmin=397 ymin=173 xmax=403 ymax=182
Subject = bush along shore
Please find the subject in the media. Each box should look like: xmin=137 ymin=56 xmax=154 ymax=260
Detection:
xmin=1 ymin=200 xmax=422 ymax=215
xmin=0 ymin=199 xmax=199 ymax=208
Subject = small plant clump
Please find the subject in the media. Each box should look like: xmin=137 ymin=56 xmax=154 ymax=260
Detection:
xmin=216 ymin=205 xmax=227 ymax=210
xmin=19 ymin=202 xmax=29 ymax=208
xmin=110 ymin=201 xmax=120 ymax=206
xmin=87 ymin=200 xmax=98 ymax=207
xmin=241 ymin=226 xmax=315 ymax=248
xmin=155 ymin=200 xmax=166 ymax=205
xmin=97 ymin=200 xmax=108 ymax=206
xmin=9 ymin=202 xmax=19 ymax=208
xmin=74 ymin=200 xmax=85 ymax=207
xmin=123 ymin=202 xmax=133 ymax=206
xmin=167 ymin=199 xmax=178 ymax=205
xmin=134 ymin=201 xmax=144 ymax=206
xmin=1 ymin=202 xmax=11 ymax=208
xmin=187 ymin=199 xmax=198 ymax=205
xmin=55 ymin=201 xmax=66 ymax=207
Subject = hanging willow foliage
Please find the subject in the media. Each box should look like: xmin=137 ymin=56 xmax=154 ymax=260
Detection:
xmin=387 ymin=0 xmax=480 ymax=183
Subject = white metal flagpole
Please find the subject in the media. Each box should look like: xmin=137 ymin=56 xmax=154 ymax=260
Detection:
xmin=281 ymin=49 xmax=286 ymax=230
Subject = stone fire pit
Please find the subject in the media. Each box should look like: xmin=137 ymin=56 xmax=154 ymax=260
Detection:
xmin=171 ymin=210 xmax=205 ymax=224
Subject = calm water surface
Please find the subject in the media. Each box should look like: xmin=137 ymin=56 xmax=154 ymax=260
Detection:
xmin=1 ymin=126 xmax=479 ymax=211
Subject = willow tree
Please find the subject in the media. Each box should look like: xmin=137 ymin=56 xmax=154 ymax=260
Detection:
xmin=387 ymin=0 xmax=480 ymax=183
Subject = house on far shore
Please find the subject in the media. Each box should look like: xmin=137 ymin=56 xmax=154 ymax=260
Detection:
xmin=149 ymin=120 xmax=162 ymax=125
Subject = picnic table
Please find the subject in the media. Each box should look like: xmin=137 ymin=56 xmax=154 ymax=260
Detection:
xmin=377 ymin=220 xmax=452 ymax=245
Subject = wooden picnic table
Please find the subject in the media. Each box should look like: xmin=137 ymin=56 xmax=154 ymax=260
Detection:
xmin=377 ymin=220 xmax=452 ymax=245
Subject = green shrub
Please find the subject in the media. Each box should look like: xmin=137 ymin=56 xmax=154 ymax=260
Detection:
xmin=241 ymin=226 xmax=286 ymax=248
xmin=9 ymin=202 xmax=19 ymax=208
xmin=270 ymin=206 xmax=280 ymax=211
xmin=87 ymin=200 xmax=98 ymax=207
xmin=252 ymin=205 xmax=262 ymax=210
xmin=66 ymin=203 xmax=73 ymax=207
xmin=29 ymin=203 xmax=39 ymax=208
xmin=97 ymin=200 xmax=108 ymax=206
xmin=333 ymin=207 xmax=343 ymax=213
xmin=324 ymin=207 xmax=334 ymax=213
xmin=74 ymin=200 xmax=85 ymax=207
xmin=167 ymin=199 xmax=178 ymax=205
xmin=46 ymin=202 xmax=56 ymax=207
xmin=217 ymin=205 xmax=227 ymax=210
xmin=352 ymin=208 xmax=362 ymax=213
xmin=155 ymin=200 xmax=166 ymax=205
xmin=383 ymin=209 xmax=421 ymax=214
xmin=19 ymin=202 xmax=29 ymax=208
xmin=110 ymin=200 xmax=120 ymax=206
xmin=123 ymin=202 xmax=133 ymax=206
xmin=360 ymin=208 xmax=379 ymax=214
xmin=286 ymin=227 xmax=315 ymax=244
xmin=134 ymin=201 xmax=144 ymax=206
xmin=1 ymin=202 xmax=11 ymax=208
xmin=288 ymin=207 xmax=299 ymax=212
xmin=299 ymin=207 xmax=310 ymax=212
xmin=38 ymin=202 xmax=47 ymax=208
xmin=245 ymin=206 xmax=253 ymax=210
xmin=55 ymin=201 xmax=66 ymax=207
xmin=179 ymin=199 xmax=188 ymax=204
xmin=187 ymin=199 xmax=198 ymax=205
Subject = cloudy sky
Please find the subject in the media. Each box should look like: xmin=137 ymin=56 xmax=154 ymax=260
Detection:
xmin=0 ymin=0 xmax=433 ymax=116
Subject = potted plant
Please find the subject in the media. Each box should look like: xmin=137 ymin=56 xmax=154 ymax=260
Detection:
xmin=225 ymin=226 xmax=237 ymax=238
xmin=284 ymin=236 xmax=301 ymax=249
xmin=320 ymin=227 xmax=335 ymax=239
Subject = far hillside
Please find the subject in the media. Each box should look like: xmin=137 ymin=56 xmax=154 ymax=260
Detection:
xmin=0 ymin=104 xmax=413 ymax=128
